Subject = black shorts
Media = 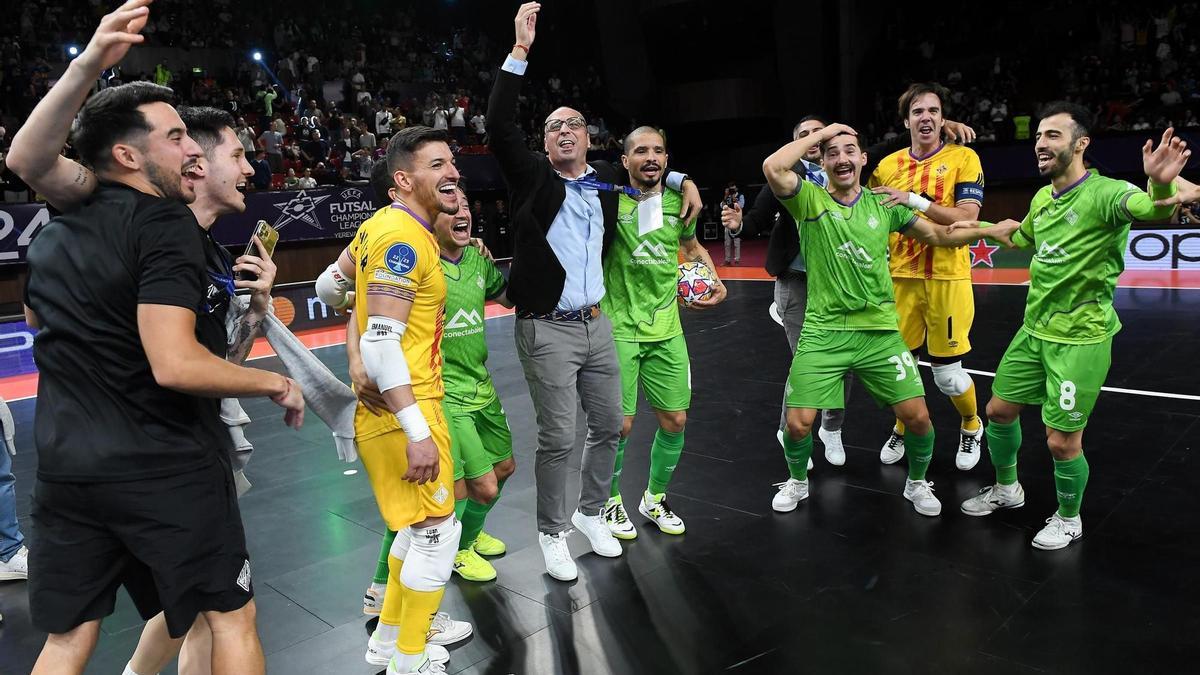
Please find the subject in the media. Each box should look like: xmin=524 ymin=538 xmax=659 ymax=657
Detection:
xmin=29 ymin=457 xmax=252 ymax=638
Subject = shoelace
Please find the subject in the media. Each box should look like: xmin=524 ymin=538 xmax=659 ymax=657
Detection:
xmin=772 ymin=479 xmax=801 ymax=494
xmin=960 ymin=431 xmax=979 ymax=454
xmin=542 ymin=530 xmax=574 ymax=563
xmin=653 ymin=498 xmax=679 ymax=520
xmin=1042 ymin=515 xmax=1071 ymax=534
xmin=911 ymin=480 xmax=936 ymax=497
xmin=887 ymin=433 xmax=903 ymax=450
xmin=605 ymin=502 xmax=630 ymax=525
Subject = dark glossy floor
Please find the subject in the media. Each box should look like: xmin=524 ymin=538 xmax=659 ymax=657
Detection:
xmin=2 ymin=280 xmax=1199 ymax=674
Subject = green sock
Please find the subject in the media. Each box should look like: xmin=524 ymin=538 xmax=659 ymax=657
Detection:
xmin=373 ymin=529 xmax=397 ymax=585
xmin=904 ymin=427 xmax=935 ymax=481
xmin=782 ymin=433 xmax=812 ymax=481
xmin=454 ymin=497 xmax=467 ymax=520
xmin=611 ymin=436 xmax=628 ymax=498
xmin=985 ymin=419 xmax=1022 ymax=485
xmin=1053 ymin=454 xmax=1089 ymax=518
xmin=459 ymin=477 xmax=506 ymax=550
xmin=648 ymin=428 xmax=684 ymax=495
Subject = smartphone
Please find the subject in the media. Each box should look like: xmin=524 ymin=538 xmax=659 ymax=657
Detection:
xmin=238 ymin=220 xmax=280 ymax=281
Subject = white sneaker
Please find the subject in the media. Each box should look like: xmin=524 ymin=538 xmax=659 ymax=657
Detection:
xmin=0 ymin=546 xmax=28 ymax=581
xmin=1032 ymin=513 xmax=1083 ymax=550
xmin=777 ymin=429 xmax=814 ymax=472
xmin=638 ymin=491 xmax=685 ymax=534
xmin=571 ymin=510 xmax=622 ymax=558
xmin=538 ymin=531 xmax=578 ymax=581
xmin=956 ymin=426 xmax=984 ymax=470
xmin=818 ymin=426 xmax=845 ymax=466
xmin=603 ymin=496 xmax=638 ymax=540
xmin=367 ymin=636 xmax=450 ymax=667
xmin=363 ymin=585 xmax=384 ymax=616
xmin=771 ymin=478 xmax=809 ymax=513
xmin=426 ymin=611 xmax=473 ymax=646
xmin=903 ymin=479 xmax=942 ymax=516
xmin=880 ymin=430 xmax=905 ymax=464
xmin=960 ymin=483 xmax=1025 ymax=516
xmin=386 ymin=652 xmax=447 ymax=674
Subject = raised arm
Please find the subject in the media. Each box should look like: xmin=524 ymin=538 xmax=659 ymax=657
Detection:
xmin=8 ymin=0 xmax=153 ymax=211
xmin=226 ymin=236 xmax=278 ymax=364
xmin=1134 ymin=127 xmax=1189 ymax=221
xmin=485 ymin=3 xmax=543 ymax=185
xmin=765 ymin=123 xmax=853 ymax=197
xmin=912 ymin=218 xmax=1021 ymax=248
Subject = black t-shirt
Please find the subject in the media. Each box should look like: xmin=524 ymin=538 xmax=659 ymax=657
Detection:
xmin=25 ymin=183 xmax=232 ymax=483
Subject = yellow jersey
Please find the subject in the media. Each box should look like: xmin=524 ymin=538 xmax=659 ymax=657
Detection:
xmin=350 ymin=203 xmax=446 ymax=441
xmin=869 ymin=142 xmax=984 ymax=280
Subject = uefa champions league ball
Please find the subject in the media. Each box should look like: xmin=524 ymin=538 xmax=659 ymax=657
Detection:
xmin=677 ymin=261 xmax=716 ymax=306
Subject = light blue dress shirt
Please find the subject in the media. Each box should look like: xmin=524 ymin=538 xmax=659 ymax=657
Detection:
xmin=547 ymin=166 xmax=606 ymax=311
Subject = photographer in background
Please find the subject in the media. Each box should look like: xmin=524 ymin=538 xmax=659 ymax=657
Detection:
xmin=722 ymin=182 xmax=745 ymax=265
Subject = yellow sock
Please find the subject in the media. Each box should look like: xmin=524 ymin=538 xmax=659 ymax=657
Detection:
xmin=396 ymin=584 xmax=445 ymax=655
xmin=894 ymin=419 xmax=905 ymax=435
xmin=950 ymin=382 xmax=982 ymax=431
xmin=380 ymin=554 xmax=405 ymax=628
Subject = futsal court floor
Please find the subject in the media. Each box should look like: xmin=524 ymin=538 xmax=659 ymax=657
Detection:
xmin=1 ymin=271 xmax=1199 ymax=674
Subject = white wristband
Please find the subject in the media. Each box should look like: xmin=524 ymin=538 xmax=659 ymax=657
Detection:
xmin=907 ymin=192 xmax=932 ymax=212
xmin=395 ymin=403 xmax=432 ymax=442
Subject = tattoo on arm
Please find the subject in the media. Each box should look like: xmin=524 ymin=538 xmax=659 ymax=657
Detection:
xmin=227 ymin=316 xmax=265 ymax=364
xmin=73 ymin=165 xmax=88 ymax=186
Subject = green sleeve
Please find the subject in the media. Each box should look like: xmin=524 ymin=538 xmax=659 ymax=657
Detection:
xmin=1118 ymin=181 xmax=1178 ymax=223
xmin=483 ymin=258 xmax=507 ymax=299
xmin=777 ymin=179 xmax=818 ymax=225
xmin=1010 ymin=212 xmax=1036 ymax=249
xmin=890 ymin=205 xmax=918 ymax=233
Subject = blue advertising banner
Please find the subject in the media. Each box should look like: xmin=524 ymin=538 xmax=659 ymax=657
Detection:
xmin=0 ymin=186 xmax=380 ymax=264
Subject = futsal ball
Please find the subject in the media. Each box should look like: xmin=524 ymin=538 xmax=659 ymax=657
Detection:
xmin=677 ymin=261 xmax=716 ymax=306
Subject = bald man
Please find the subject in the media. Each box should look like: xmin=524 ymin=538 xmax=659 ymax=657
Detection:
xmin=486 ymin=3 xmax=702 ymax=581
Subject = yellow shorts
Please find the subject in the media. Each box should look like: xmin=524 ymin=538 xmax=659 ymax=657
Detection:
xmin=356 ymin=398 xmax=455 ymax=531
xmin=892 ymin=278 xmax=974 ymax=357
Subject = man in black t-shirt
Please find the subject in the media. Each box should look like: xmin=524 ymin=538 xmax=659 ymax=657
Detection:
xmin=20 ymin=73 xmax=303 ymax=675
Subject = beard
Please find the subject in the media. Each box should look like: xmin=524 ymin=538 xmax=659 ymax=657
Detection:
xmin=1039 ymin=148 xmax=1074 ymax=178
xmin=146 ymin=159 xmax=192 ymax=203
xmin=426 ymin=181 xmax=458 ymax=216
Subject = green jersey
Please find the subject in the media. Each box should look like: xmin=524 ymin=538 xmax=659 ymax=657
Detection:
xmin=778 ymin=179 xmax=917 ymax=331
xmin=601 ymin=188 xmax=696 ymax=341
xmin=440 ymin=247 xmax=507 ymax=410
xmin=1011 ymin=170 xmax=1175 ymax=344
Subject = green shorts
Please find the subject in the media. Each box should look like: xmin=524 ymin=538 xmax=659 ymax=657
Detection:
xmin=446 ymin=397 xmax=514 ymax=481
xmin=615 ymin=334 xmax=692 ymax=416
xmin=785 ymin=328 xmax=925 ymax=409
xmin=992 ymin=328 xmax=1112 ymax=432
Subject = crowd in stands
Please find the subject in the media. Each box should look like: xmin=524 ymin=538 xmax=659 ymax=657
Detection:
xmin=0 ymin=0 xmax=621 ymax=201
xmin=864 ymin=1 xmax=1200 ymax=142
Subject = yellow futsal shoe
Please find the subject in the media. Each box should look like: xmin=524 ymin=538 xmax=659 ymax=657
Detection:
xmin=473 ymin=530 xmax=507 ymax=556
xmin=453 ymin=548 xmax=498 ymax=582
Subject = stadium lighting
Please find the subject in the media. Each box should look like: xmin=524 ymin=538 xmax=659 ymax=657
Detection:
xmin=67 ymin=45 xmax=79 ymax=57
xmin=252 ymin=51 xmax=263 ymax=62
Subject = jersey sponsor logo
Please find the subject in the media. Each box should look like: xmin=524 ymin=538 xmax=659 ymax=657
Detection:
xmin=835 ymin=241 xmax=875 ymax=269
xmin=373 ymin=269 xmax=404 ymax=283
xmin=446 ymin=307 xmax=482 ymax=329
xmin=1035 ymin=241 xmax=1070 ymax=264
xmin=385 ymin=243 xmax=418 ymax=275
xmin=631 ymin=238 xmax=671 ymax=264
xmin=236 ymin=559 xmax=252 ymax=592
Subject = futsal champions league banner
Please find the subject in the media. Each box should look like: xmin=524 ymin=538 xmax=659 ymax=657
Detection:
xmin=0 ymin=186 xmax=378 ymax=264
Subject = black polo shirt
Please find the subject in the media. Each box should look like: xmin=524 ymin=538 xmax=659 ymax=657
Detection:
xmin=25 ymin=183 xmax=232 ymax=483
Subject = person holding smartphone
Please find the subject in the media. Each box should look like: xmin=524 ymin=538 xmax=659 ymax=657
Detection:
xmin=722 ymin=181 xmax=745 ymax=265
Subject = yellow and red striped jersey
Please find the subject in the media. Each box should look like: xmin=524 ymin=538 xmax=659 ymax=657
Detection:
xmin=869 ymin=142 xmax=984 ymax=280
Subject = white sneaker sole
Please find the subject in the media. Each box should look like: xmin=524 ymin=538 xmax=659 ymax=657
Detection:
xmin=545 ymin=565 xmax=578 ymax=582
xmin=637 ymin=502 xmax=685 ymax=535
xmin=956 ymin=452 xmax=981 ymax=470
xmin=427 ymin=625 xmax=473 ymax=646
xmin=905 ymin=492 xmax=942 ymax=517
xmin=960 ymin=498 xmax=1025 ymax=517
xmin=772 ymin=500 xmax=800 ymax=513
xmin=1032 ymin=533 xmax=1081 ymax=550
xmin=0 ymin=572 xmax=27 ymax=581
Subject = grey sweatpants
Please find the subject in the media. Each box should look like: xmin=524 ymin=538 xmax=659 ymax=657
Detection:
xmin=516 ymin=314 xmax=623 ymax=535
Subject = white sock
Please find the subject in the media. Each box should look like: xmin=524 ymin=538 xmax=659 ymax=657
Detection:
xmin=392 ymin=650 xmax=428 ymax=672
xmin=123 ymin=663 xmax=148 ymax=675
xmin=369 ymin=582 xmax=387 ymax=595
xmin=373 ymin=621 xmax=400 ymax=644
